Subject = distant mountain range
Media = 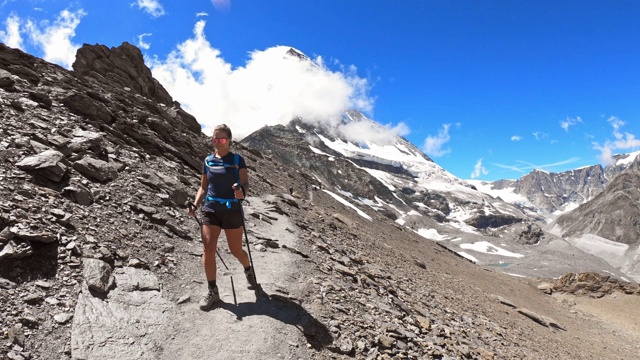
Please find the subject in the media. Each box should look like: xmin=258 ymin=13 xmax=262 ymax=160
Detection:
xmin=472 ymin=151 xmax=640 ymax=281
xmin=240 ymin=100 xmax=640 ymax=281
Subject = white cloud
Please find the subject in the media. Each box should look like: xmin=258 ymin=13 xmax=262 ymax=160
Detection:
xmin=532 ymin=131 xmax=548 ymax=141
xmin=24 ymin=9 xmax=85 ymax=69
xmin=137 ymin=33 xmax=152 ymax=50
xmin=510 ymin=135 xmax=521 ymax=141
xmin=609 ymin=116 xmax=625 ymax=135
xmin=494 ymin=163 xmax=526 ymax=173
xmin=537 ymin=157 xmax=580 ymax=169
xmin=422 ymin=124 xmax=451 ymax=157
xmin=470 ymin=158 xmax=488 ymax=179
xmin=560 ymin=116 xmax=583 ymax=132
xmin=390 ymin=122 xmax=410 ymax=137
xmin=133 ymin=0 xmax=165 ymax=18
xmin=0 ymin=13 xmax=23 ymax=49
xmin=211 ymin=0 xmax=231 ymax=11
xmin=196 ymin=12 xmax=209 ymax=17
xmin=593 ymin=116 xmax=640 ymax=165
xmin=148 ymin=20 xmax=374 ymax=138
xmin=495 ymin=157 xmax=580 ymax=174
xmin=338 ymin=121 xmax=409 ymax=144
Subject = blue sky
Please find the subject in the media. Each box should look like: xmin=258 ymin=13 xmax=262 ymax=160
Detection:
xmin=2 ymin=0 xmax=640 ymax=181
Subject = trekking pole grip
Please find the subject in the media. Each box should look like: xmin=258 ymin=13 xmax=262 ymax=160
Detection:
xmin=185 ymin=201 xmax=201 ymax=227
xmin=185 ymin=200 xmax=196 ymax=211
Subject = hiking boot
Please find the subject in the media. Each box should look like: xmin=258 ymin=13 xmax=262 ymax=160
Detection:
xmin=245 ymin=268 xmax=257 ymax=290
xmin=199 ymin=286 xmax=220 ymax=310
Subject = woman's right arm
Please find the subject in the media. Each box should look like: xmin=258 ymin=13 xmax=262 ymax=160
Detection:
xmin=189 ymin=174 xmax=207 ymax=215
xmin=195 ymin=174 xmax=208 ymax=206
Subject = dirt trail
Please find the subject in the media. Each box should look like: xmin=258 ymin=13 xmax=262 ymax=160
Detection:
xmin=555 ymin=293 xmax=640 ymax=342
xmin=153 ymin=195 xmax=322 ymax=360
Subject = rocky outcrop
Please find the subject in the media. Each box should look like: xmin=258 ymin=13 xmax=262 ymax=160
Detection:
xmin=464 ymin=213 xmax=521 ymax=229
xmin=0 ymin=44 xmax=41 ymax=86
xmin=537 ymin=272 xmax=640 ymax=297
xmin=73 ymin=42 xmax=174 ymax=108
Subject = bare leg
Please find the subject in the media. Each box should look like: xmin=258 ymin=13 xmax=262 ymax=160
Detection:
xmin=202 ymin=225 xmax=221 ymax=281
xmin=224 ymin=227 xmax=250 ymax=268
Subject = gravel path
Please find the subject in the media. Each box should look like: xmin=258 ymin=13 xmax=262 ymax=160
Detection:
xmin=153 ymin=196 xmax=320 ymax=360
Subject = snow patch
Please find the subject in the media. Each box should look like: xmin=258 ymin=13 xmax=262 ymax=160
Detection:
xmin=361 ymin=168 xmax=396 ymax=191
xmin=308 ymin=145 xmax=329 ymax=156
xmin=553 ymin=201 xmax=580 ymax=216
xmin=322 ymin=190 xmax=372 ymax=221
xmin=416 ymin=228 xmax=446 ymax=241
xmin=459 ymin=241 xmax=524 ymax=258
xmin=457 ymin=251 xmax=479 ymax=263
xmin=467 ymin=181 xmax=530 ymax=204
xmin=615 ymin=150 xmax=640 ymax=165
xmin=505 ymin=273 xmax=526 ymax=278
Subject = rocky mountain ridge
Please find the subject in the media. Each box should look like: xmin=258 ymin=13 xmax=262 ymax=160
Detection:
xmin=243 ymin=114 xmax=531 ymax=235
xmin=240 ymin=107 xmax=636 ymax=284
xmin=1 ymin=42 xmax=639 ymax=359
xmin=488 ymin=151 xmax=640 ymax=217
xmin=475 ymin=151 xmax=640 ymax=281
xmin=543 ymin=156 xmax=640 ymax=281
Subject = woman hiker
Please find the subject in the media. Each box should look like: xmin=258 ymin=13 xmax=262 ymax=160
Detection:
xmin=188 ymin=124 xmax=256 ymax=310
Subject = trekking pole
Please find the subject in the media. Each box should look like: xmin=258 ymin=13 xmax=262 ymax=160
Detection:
xmin=186 ymin=202 xmax=237 ymax=306
xmin=233 ymin=184 xmax=259 ymax=296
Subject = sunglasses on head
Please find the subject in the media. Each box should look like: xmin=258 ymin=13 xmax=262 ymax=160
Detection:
xmin=212 ymin=138 xmax=228 ymax=144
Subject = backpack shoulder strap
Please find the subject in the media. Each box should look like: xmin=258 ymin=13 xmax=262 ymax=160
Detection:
xmin=233 ymin=153 xmax=240 ymax=184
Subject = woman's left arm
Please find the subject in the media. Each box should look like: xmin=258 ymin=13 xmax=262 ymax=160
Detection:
xmin=238 ymin=168 xmax=249 ymax=197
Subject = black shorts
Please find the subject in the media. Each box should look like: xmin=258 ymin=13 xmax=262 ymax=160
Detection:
xmin=201 ymin=210 xmax=243 ymax=229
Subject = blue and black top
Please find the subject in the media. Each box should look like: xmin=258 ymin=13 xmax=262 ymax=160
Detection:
xmin=201 ymin=152 xmax=247 ymax=212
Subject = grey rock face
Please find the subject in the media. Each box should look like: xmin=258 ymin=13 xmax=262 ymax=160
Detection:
xmin=71 ymin=270 xmax=171 ymax=360
xmin=555 ymin=157 xmax=640 ymax=244
xmin=547 ymin=157 xmax=640 ymax=280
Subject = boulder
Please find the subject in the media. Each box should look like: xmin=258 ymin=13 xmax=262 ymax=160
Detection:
xmin=15 ymin=149 xmax=68 ymax=182
xmin=73 ymin=156 xmax=118 ymax=182
xmin=82 ymin=258 xmax=113 ymax=293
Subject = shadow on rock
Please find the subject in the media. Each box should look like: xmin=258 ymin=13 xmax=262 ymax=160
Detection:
xmin=211 ymin=284 xmax=333 ymax=350
xmin=0 ymin=242 xmax=59 ymax=284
